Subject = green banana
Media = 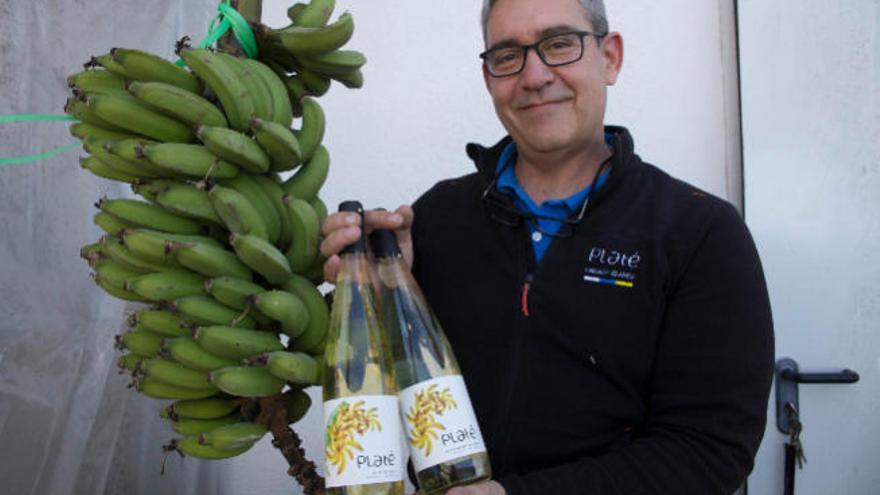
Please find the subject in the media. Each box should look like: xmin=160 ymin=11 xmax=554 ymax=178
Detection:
xmin=284 ymin=388 xmax=312 ymax=424
xmin=283 ymin=195 xmax=321 ymax=274
xmin=217 ymin=52 xmax=273 ymax=122
xmin=118 ymin=353 xmax=144 ymax=373
xmin=80 ymin=242 xmax=104 ymax=265
xmin=208 ymin=185 xmax=269 ymax=239
xmin=116 ymin=330 xmax=163 ymax=357
xmin=167 ymin=295 xmax=257 ymax=329
xmin=250 ymin=290 xmax=310 ymax=338
xmin=92 ymin=53 xmax=134 ymax=79
xmin=131 ymin=179 xmax=175 ymax=202
xmin=111 ymin=48 xmax=201 ymax=93
xmin=172 ymin=435 xmax=252 ymax=459
xmin=140 ymin=143 xmax=239 ymax=179
xmin=127 ymin=80 xmax=228 ymax=129
xmin=101 ymin=235 xmax=167 ymax=273
xmin=243 ymin=58 xmax=293 ymax=127
xmin=121 ymin=227 xmax=177 ymax=264
xmin=106 ymin=139 xmax=172 ymax=177
xmin=65 ymin=95 xmax=128 ymax=131
xmin=162 ymin=337 xmax=239 ymax=372
xmin=136 ymin=378 xmax=218 ymax=400
xmin=80 ymin=155 xmax=138 ymax=183
xmin=198 ymin=422 xmax=267 ymax=451
xmin=283 ymin=75 xmax=308 ymax=117
xmin=70 ymin=122 xmax=140 ymax=142
xmin=208 ymin=366 xmax=285 ymax=397
xmin=93 ymin=258 xmax=142 ymax=290
xmin=93 ymin=211 xmax=135 ymax=235
xmin=122 ymin=229 xmax=220 ymax=265
xmin=330 ymin=67 xmax=364 ymax=89
xmin=85 ymin=94 xmax=196 ymax=143
xmin=204 ymin=277 xmax=274 ymax=327
xmin=154 ymin=182 xmax=224 ymax=225
xmin=139 ymin=358 xmax=216 ymax=390
xmin=281 ymin=144 xmax=329 ymax=200
xmin=167 ymin=240 xmax=253 ymax=280
xmin=193 ymin=325 xmax=283 ymax=360
xmin=267 ymin=12 xmax=354 ymax=57
xmin=97 ymin=197 xmax=203 ymax=235
xmin=195 ymin=125 xmax=270 ymax=174
xmin=251 ymin=174 xmax=293 ymax=252
xmin=282 ymin=273 xmax=329 ymax=355
xmin=96 ymin=274 xmax=149 ymax=301
xmin=297 ymin=49 xmax=366 ymax=76
xmin=251 ymin=117 xmax=302 ymax=172
xmin=83 ymin=137 xmax=162 ymax=179
xmin=286 ymin=2 xmax=307 ymax=23
xmin=179 ymin=48 xmax=256 ymax=132
xmin=218 ymin=174 xmax=281 ymax=244
xmin=251 ymin=350 xmax=319 ymax=385
xmin=294 ymin=0 xmax=336 ymax=27
xmin=295 ymin=66 xmax=332 ymax=96
xmin=126 ymin=269 xmax=206 ymax=302
xmin=68 ymin=69 xmax=128 ymax=97
xmin=229 ymin=233 xmax=293 ymax=284
xmin=171 ymin=414 xmax=240 ymax=436
xmin=166 ymin=397 xmax=241 ymax=420
xmin=130 ymin=309 xmax=192 ymax=338
xmin=295 ymin=97 xmax=325 ymax=162
xmin=308 ymin=195 xmax=328 ymax=221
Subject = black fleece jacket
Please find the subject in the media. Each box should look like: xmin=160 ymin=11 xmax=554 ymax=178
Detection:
xmin=410 ymin=127 xmax=774 ymax=494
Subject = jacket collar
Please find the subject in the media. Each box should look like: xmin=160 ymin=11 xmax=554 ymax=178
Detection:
xmin=466 ymin=126 xmax=636 ymax=209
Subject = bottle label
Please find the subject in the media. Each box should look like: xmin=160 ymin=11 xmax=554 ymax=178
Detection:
xmin=323 ymin=394 xmax=404 ymax=487
xmin=400 ymin=375 xmax=487 ymax=470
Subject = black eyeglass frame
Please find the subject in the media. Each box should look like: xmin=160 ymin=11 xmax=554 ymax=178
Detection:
xmin=479 ymin=30 xmax=607 ymax=78
xmin=480 ymin=152 xmax=614 ymax=238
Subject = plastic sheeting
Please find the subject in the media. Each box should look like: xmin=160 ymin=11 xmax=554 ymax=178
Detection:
xmin=0 ymin=1 xmax=235 ymax=493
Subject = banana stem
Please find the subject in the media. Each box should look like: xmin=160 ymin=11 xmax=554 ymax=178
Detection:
xmin=219 ymin=0 xmax=263 ymax=57
xmin=256 ymin=395 xmax=326 ymax=494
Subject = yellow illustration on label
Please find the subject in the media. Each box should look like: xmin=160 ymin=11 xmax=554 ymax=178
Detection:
xmin=405 ymin=384 xmax=458 ymax=456
xmin=325 ymin=401 xmax=382 ymax=474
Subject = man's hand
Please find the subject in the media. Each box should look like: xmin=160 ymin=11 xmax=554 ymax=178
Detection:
xmin=411 ymin=481 xmax=506 ymax=495
xmin=320 ymin=204 xmax=414 ymax=282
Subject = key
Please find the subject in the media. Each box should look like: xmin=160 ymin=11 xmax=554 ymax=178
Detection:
xmin=785 ymin=403 xmax=807 ymax=469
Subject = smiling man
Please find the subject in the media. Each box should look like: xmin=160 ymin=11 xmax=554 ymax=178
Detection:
xmin=321 ymin=1 xmax=774 ymax=494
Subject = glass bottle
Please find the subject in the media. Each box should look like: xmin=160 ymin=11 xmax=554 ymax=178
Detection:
xmin=323 ymin=202 xmax=404 ymax=495
xmin=370 ymin=228 xmax=492 ymax=495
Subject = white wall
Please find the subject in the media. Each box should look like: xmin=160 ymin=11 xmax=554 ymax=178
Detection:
xmin=225 ymin=1 xmax=740 ymax=493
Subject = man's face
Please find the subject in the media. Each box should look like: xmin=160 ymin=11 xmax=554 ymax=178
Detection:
xmin=483 ymin=0 xmax=622 ymax=156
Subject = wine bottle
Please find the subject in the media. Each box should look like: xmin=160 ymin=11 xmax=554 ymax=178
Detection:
xmin=323 ymin=202 xmax=404 ymax=495
xmin=370 ymin=228 xmax=491 ymax=495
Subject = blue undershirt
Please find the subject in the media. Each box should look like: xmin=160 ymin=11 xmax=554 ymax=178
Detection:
xmin=495 ymin=140 xmax=611 ymax=263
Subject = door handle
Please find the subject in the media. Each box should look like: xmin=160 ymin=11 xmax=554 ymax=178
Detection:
xmin=775 ymin=357 xmax=860 ymax=434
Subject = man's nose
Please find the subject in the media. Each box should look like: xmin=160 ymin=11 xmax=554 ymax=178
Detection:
xmin=519 ymin=47 xmax=554 ymax=89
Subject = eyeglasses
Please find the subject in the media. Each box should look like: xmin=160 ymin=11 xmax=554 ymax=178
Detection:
xmin=479 ymin=30 xmax=606 ymax=77
xmin=479 ymin=154 xmax=613 ymax=238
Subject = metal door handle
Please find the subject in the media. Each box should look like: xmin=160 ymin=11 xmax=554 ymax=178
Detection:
xmin=775 ymin=357 xmax=860 ymax=434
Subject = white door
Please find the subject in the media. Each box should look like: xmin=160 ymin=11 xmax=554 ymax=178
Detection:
xmin=738 ymin=1 xmax=880 ymax=493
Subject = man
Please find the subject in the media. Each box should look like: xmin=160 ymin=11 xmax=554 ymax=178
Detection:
xmin=321 ymin=0 xmax=774 ymax=493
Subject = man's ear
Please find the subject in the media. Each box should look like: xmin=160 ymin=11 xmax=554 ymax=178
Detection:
xmin=601 ymin=32 xmax=624 ymax=85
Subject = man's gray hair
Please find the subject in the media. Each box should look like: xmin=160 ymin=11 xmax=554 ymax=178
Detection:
xmin=480 ymin=0 xmax=609 ymax=42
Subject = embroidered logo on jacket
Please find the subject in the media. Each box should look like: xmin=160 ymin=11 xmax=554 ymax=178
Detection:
xmin=583 ymin=246 xmax=640 ymax=288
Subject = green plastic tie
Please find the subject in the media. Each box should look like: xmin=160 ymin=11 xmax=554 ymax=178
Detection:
xmin=175 ymin=0 xmax=259 ymax=66
xmin=0 ymin=115 xmax=78 ymax=166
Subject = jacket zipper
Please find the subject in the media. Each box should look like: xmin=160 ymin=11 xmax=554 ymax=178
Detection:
xmin=521 ymin=273 xmax=534 ymax=317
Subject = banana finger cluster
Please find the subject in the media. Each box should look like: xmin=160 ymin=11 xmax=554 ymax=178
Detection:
xmin=70 ymin=0 xmax=361 ymax=466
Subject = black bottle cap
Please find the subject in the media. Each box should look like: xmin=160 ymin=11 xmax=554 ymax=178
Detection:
xmin=338 ymin=200 xmax=367 ymax=255
xmin=369 ymin=229 xmax=402 ymax=259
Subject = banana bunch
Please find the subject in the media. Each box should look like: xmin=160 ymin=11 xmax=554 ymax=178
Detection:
xmin=70 ymin=0 xmax=362 ymax=468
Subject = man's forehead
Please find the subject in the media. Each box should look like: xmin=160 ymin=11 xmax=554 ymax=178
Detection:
xmin=485 ymin=0 xmax=592 ymax=45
